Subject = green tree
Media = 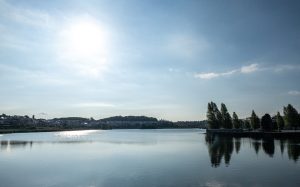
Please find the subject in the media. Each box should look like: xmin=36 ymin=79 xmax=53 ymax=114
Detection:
xmin=216 ymin=110 xmax=222 ymax=128
xmin=250 ymin=110 xmax=260 ymax=129
xmin=239 ymin=119 xmax=244 ymax=129
xmin=207 ymin=102 xmax=219 ymax=129
xmin=220 ymin=103 xmax=232 ymax=129
xmin=232 ymin=112 xmax=241 ymax=129
xmin=261 ymin=113 xmax=273 ymax=131
xmin=272 ymin=116 xmax=278 ymax=130
xmin=244 ymin=120 xmax=251 ymax=129
xmin=276 ymin=112 xmax=284 ymax=130
xmin=284 ymin=104 xmax=299 ymax=129
xmin=211 ymin=102 xmax=222 ymax=126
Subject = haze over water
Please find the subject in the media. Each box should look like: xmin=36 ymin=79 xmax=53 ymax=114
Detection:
xmin=1 ymin=129 xmax=299 ymax=187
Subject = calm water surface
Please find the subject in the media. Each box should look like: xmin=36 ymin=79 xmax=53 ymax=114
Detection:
xmin=0 ymin=129 xmax=299 ymax=187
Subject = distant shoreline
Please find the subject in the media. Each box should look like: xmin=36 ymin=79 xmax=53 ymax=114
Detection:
xmin=0 ymin=114 xmax=207 ymax=133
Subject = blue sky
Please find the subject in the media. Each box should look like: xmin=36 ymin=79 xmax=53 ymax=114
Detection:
xmin=0 ymin=0 xmax=300 ymax=121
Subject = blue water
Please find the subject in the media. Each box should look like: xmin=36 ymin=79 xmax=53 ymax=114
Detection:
xmin=0 ymin=129 xmax=299 ymax=187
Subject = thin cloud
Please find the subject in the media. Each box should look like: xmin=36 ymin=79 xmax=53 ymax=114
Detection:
xmin=221 ymin=70 xmax=238 ymax=76
xmin=274 ymin=64 xmax=300 ymax=72
xmin=241 ymin=63 xmax=258 ymax=73
xmin=73 ymin=102 xmax=116 ymax=108
xmin=0 ymin=0 xmax=51 ymax=28
xmin=38 ymin=112 xmax=47 ymax=115
xmin=194 ymin=72 xmax=220 ymax=79
xmin=0 ymin=64 xmax=72 ymax=86
xmin=0 ymin=32 xmax=34 ymax=51
xmin=0 ymin=0 xmax=53 ymax=52
xmin=288 ymin=90 xmax=300 ymax=96
xmin=194 ymin=64 xmax=258 ymax=80
xmin=195 ymin=63 xmax=300 ymax=80
xmin=0 ymin=27 xmax=43 ymax=52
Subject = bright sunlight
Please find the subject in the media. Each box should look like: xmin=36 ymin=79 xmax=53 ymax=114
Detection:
xmin=58 ymin=17 xmax=110 ymax=76
xmin=64 ymin=20 xmax=107 ymax=58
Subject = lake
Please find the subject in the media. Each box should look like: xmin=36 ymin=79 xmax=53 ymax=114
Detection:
xmin=0 ymin=129 xmax=300 ymax=187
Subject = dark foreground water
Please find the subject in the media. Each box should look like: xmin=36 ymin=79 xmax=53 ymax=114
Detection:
xmin=0 ymin=129 xmax=299 ymax=187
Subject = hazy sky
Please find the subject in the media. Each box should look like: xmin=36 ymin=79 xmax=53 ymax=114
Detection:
xmin=1 ymin=0 xmax=300 ymax=121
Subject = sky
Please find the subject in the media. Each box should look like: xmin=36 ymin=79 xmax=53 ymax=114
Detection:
xmin=0 ymin=0 xmax=300 ymax=121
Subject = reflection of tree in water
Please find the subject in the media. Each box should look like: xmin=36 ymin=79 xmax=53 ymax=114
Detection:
xmin=224 ymin=138 xmax=234 ymax=165
xmin=252 ymin=140 xmax=261 ymax=154
xmin=205 ymin=134 xmax=234 ymax=167
xmin=252 ymin=137 xmax=276 ymax=157
xmin=279 ymin=139 xmax=285 ymax=155
xmin=251 ymin=137 xmax=300 ymax=161
xmin=235 ymin=138 xmax=241 ymax=154
xmin=0 ymin=140 xmax=33 ymax=151
xmin=262 ymin=138 xmax=275 ymax=157
xmin=252 ymin=138 xmax=300 ymax=161
xmin=206 ymin=134 xmax=300 ymax=166
xmin=287 ymin=139 xmax=300 ymax=162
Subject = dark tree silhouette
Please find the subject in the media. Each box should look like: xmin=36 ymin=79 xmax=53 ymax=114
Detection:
xmin=244 ymin=120 xmax=251 ymax=129
xmin=250 ymin=110 xmax=260 ymax=129
xmin=207 ymin=102 xmax=221 ymax=129
xmin=220 ymin=103 xmax=232 ymax=129
xmin=276 ymin=112 xmax=285 ymax=130
xmin=284 ymin=104 xmax=299 ymax=129
xmin=261 ymin=113 xmax=273 ymax=131
xmin=232 ymin=112 xmax=241 ymax=129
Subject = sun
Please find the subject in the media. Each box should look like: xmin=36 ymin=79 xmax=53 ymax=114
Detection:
xmin=62 ymin=19 xmax=108 ymax=58
xmin=58 ymin=17 xmax=111 ymax=76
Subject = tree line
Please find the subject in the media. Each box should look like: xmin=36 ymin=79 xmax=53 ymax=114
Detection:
xmin=207 ymin=102 xmax=300 ymax=131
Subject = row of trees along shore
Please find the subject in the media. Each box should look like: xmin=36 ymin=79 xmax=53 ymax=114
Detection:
xmin=207 ymin=102 xmax=300 ymax=131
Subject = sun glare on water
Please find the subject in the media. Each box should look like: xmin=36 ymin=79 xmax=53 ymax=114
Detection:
xmin=55 ymin=130 xmax=99 ymax=139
